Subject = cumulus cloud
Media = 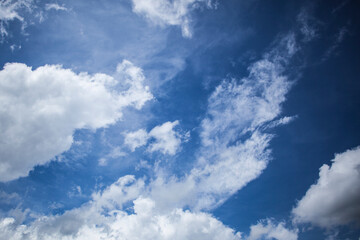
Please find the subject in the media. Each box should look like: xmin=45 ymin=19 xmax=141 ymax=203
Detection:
xmin=131 ymin=0 xmax=214 ymax=37
xmin=0 ymin=60 xmax=153 ymax=181
xmin=0 ymin=175 xmax=242 ymax=240
xmin=124 ymin=120 xmax=186 ymax=155
xmin=247 ymin=219 xmax=298 ymax=240
xmin=292 ymin=146 xmax=360 ymax=228
xmin=0 ymin=177 xmax=296 ymax=240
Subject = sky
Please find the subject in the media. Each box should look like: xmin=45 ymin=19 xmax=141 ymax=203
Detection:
xmin=0 ymin=0 xmax=359 ymax=239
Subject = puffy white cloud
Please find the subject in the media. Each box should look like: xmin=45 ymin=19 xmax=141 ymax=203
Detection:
xmin=247 ymin=219 xmax=298 ymax=240
xmin=0 ymin=175 xmax=242 ymax=240
xmin=131 ymin=0 xmax=214 ymax=37
xmin=124 ymin=121 xmax=186 ymax=155
xmin=0 ymin=60 xmax=153 ymax=181
xmin=292 ymin=146 xmax=360 ymax=228
xmin=0 ymin=178 xmax=298 ymax=240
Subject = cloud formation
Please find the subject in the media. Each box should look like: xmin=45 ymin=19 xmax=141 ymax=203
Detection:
xmin=131 ymin=0 xmax=214 ymax=37
xmin=292 ymin=146 xmax=360 ymax=228
xmin=0 ymin=175 xmax=242 ymax=240
xmin=0 ymin=175 xmax=299 ymax=240
xmin=0 ymin=0 xmax=32 ymax=37
xmin=0 ymin=176 xmax=300 ymax=240
xmin=0 ymin=21 xmax=309 ymax=240
xmin=0 ymin=60 xmax=152 ymax=181
xmin=248 ymin=219 xmax=298 ymax=240
xmin=124 ymin=121 xmax=187 ymax=155
xmin=148 ymin=34 xmax=299 ymax=211
xmin=44 ymin=3 xmax=68 ymax=12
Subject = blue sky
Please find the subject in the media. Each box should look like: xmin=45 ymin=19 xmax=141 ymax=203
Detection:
xmin=0 ymin=0 xmax=359 ymax=239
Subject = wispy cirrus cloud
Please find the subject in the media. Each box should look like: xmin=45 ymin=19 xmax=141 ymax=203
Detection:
xmin=147 ymin=33 xmax=299 ymax=211
xmin=44 ymin=3 xmax=68 ymax=12
xmin=0 ymin=0 xmax=33 ymax=38
xmin=131 ymin=0 xmax=215 ymax=38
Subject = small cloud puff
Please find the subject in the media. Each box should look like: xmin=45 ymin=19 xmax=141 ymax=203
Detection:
xmin=124 ymin=120 xmax=188 ymax=155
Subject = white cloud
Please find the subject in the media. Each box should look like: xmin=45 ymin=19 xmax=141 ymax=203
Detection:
xmin=135 ymin=34 xmax=301 ymax=213
xmin=148 ymin=120 xmax=183 ymax=155
xmin=0 ymin=178 xmax=298 ymax=240
xmin=98 ymin=147 xmax=127 ymax=166
xmin=124 ymin=120 xmax=186 ymax=155
xmin=0 ymin=0 xmax=32 ymax=37
xmin=247 ymin=219 xmax=298 ymax=240
xmin=0 ymin=60 xmax=153 ymax=181
xmin=0 ymin=0 xmax=31 ymax=21
xmin=265 ymin=116 xmax=296 ymax=129
xmin=148 ymin=132 xmax=271 ymax=211
xmin=169 ymin=34 xmax=297 ymax=210
xmin=9 ymin=44 xmax=21 ymax=52
xmin=124 ymin=128 xmax=149 ymax=151
xmin=0 ymin=21 xmax=312 ymax=240
xmin=0 ymin=175 xmax=242 ymax=240
xmin=292 ymin=146 xmax=360 ymax=228
xmin=131 ymin=0 xmax=214 ymax=37
xmin=297 ymin=9 xmax=318 ymax=42
xmin=45 ymin=3 xmax=68 ymax=11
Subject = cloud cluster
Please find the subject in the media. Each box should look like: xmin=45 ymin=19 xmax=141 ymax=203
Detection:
xmin=292 ymin=146 xmax=360 ymax=228
xmin=131 ymin=0 xmax=214 ymax=37
xmin=0 ymin=175 xmax=300 ymax=240
xmin=124 ymin=121 xmax=187 ymax=155
xmin=0 ymin=20 xmax=308 ymax=240
xmin=0 ymin=175 xmax=242 ymax=240
xmin=0 ymin=60 xmax=152 ymax=181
